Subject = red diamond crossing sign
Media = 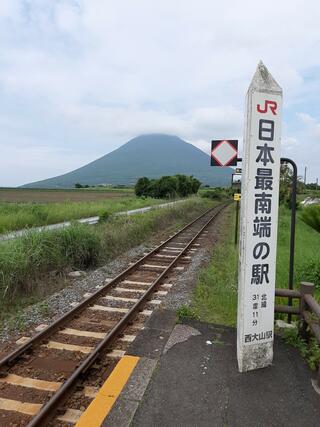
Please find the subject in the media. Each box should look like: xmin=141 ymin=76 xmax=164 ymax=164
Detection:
xmin=211 ymin=140 xmax=238 ymax=166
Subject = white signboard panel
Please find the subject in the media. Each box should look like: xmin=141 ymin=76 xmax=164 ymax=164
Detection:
xmin=237 ymin=62 xmax=282 ymax=372
xmin=211 ymin=140 xmax=238 ymax=167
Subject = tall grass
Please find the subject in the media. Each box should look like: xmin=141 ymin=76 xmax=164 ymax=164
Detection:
xmin=276 ymin=206 xmax=320 ymax=291
xmin=192 ymin=206 xmax=238 ymax=325
xmin=191 ymin=204 xmax=320 ymax=326
xmin=0 ymin=199 xmax=212 ymax=309
xmin=98 ymin=201 xmax=205 ymax=261
xmin=301 ymin=205 xmax=320 ymax=233
xmin=0 ymin=224 xmax=101 ymax=300
xmin=0 ymin=197 xmax=165 ymax=234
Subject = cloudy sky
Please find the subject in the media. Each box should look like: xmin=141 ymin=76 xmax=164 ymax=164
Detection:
xmin=1 ymin=0 xmax=320 ymax=186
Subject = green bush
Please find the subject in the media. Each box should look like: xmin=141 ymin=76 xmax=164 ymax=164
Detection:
xmin=200 ymin=188 xmax=230 ymax=200
xmin=153 ymin=176 xmax=178 ymax=198
xmin=201 ymin=190 xmax=222 ymax=200
xmin=301 ymin=205 xmax=320 ymax=233
xmin=99 ymin=210 xmax=110 ymax=223
xmin=177 ymin=304 xmax=198 ymax=322
xmin=282 ymin=327 xmax=320 ymax=371
xmin=135 ymin=174 xmax=201 ymax=199
xmin=134 ymin=177 xmax=150 ymax=197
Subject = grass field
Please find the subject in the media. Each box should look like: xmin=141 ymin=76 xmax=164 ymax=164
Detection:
xmin=191 ymin=203 xmax=320 ymax=327
xmin=0 ymin=194 xmax=167 ymax=234
xmin=0 ymin=198 xmax=213 ymax=320
xmin=0 ymin=187 xmax=133 ymax=203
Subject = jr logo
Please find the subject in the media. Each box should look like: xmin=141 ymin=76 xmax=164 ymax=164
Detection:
xmin=257 ymin=100 xmax=277 ymax=115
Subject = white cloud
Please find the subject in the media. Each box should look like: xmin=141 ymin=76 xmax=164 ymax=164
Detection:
xmin=0 ymin=0 xmax=320 ymax=184
xmin=58 ymin=104 xmax=242 ymax=140
xmin=54 ymin=1 xmax=81 ymax=34
xmin=0 ymin=144 xmax=99 ymax=187
xmin=0 ymin=1 xmax=20 ymax=19
xmin=282 ymin=136 xmax=299 ymax=149
xmin=296 ymin=113 xmax=320 ymax=139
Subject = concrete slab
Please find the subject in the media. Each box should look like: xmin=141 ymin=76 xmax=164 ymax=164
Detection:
xmin=120 ymin=358 xmax=158 ymax=402
xmin=102 ymin=397 xmax=139 ymax=427
xmin=127 ymin=309 xmax=177 ymax=359
xmin=142 ymin=308 xmax=177 ymax=332
xmin=163 ymin=324 xmax=201 ymax=354
xmin=126 ymin=327 xmax=171 ymax=359
xmin=131 ymin=319 xmax=320 ymax=427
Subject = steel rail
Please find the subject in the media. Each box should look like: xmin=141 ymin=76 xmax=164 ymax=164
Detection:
xmin=0 ymin=205 xmax=222 ymax=369
xmin=26 ymin=202 xmax=226 ymax=426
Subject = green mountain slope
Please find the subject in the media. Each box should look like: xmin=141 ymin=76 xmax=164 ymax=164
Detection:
xmin=23 ymin=134 xmax=233 ymax=188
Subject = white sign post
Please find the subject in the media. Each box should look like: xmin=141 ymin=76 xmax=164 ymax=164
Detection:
xmin=237 ymin=61 xmax=282 ymax=372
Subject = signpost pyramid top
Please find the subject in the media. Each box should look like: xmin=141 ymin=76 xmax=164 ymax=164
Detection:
xmin=249 ymin=61 xmax=282 ymax=94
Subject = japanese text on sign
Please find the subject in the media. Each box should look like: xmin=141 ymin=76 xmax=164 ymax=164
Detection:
xmin=242 ymin=93 xmax=282 ymax=346
xmin=237 ymin=62 xmax=282 ymax=372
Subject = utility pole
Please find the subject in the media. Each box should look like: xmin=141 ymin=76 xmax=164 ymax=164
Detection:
xmin=304 ymin=166 xmax=307 ymax=185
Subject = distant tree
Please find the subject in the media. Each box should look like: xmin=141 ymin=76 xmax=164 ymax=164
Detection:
xmin=135 ymin=177 xmax=150 ymax=197
xmin=306 ymin=183 xmax=319 ymax=190
xmin=190 ymin=176 xmax=201 ymax=194
xmin=146 ymin=179 xmax=158 ymax=198
xmin=135 ymin=174 xmax=201 ymax=199
xmin=156 ymin=176 xmax=178 ymax=198
xmin=175 ymin=174 xmax=190 ymax=197
xmin=75 ymin=183 xmax=83 ymax=188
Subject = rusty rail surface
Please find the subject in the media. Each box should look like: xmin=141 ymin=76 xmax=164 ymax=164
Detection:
xmin=0 ymin=202 xmax=228 ymax=426
xmin=275 ymin=282 xmax=320 ymax=387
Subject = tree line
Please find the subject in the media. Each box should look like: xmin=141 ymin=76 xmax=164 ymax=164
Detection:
xmin=135 ymin=175 xmax=201 ymax=198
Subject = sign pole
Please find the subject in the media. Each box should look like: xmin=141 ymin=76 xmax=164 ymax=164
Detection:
xmin=234 ymin=200 xmax=240 ymax=245
xmin=280 ymin=158 xmax=297 ymax=323
xmin=237 ymin=62 xmax=282 ymax=372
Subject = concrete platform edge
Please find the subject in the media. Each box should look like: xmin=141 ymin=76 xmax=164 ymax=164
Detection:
xmin=102 ymin=308 xmax=178 ymax=426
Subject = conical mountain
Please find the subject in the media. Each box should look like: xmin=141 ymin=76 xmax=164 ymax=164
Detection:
xmin=23 ymin=134 xmax=233 ymax=188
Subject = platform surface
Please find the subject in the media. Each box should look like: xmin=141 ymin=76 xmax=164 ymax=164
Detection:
xmin=104 ymin=312 xmax=320 ymax=427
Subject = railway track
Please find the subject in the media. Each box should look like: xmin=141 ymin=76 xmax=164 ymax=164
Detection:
xmin=0 ymin=203 xmax=227 ymax=426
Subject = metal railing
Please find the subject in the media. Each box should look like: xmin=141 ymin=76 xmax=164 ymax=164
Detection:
xmin=275 ymin=282 xmax=320 ymax=387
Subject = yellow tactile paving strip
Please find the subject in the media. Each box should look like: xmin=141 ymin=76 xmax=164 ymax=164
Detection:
xmin=76 ymin=355 xmax=140 ymax=427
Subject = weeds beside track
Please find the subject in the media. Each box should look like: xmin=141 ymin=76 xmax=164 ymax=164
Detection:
xmin=0 ymin=199 xmax=213 ymax=316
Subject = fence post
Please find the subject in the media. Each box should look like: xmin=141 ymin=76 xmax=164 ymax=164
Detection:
xmin=299 ymin=282 xmax=315 ymax=341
